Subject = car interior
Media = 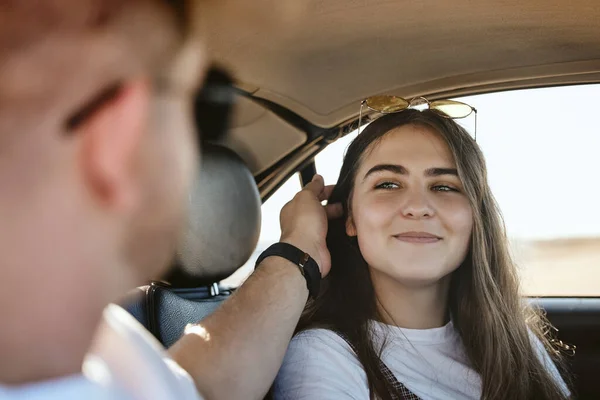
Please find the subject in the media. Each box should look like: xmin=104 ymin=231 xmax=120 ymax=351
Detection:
xmin=122 ymin=0 xmax=600 ymax=397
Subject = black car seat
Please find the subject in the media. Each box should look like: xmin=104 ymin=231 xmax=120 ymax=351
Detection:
xmin=121 ymin=143 xmax=261 ymax=348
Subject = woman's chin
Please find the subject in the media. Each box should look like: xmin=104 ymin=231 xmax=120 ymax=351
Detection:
xmin=370 ymin=266 xmax=454 ymax=289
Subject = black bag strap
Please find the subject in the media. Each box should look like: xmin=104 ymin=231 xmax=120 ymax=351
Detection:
xmin=333 ymin=331 xmax=421 ymax=400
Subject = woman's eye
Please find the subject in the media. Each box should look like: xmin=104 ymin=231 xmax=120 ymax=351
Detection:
xmin=432 ymin=184 xmax=458 ymax=192
xmin=375 ymin=182 xmax=399 ymax=190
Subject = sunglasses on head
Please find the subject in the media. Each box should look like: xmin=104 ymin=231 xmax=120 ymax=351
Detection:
xmin=358 ymin=95 xmax=477 ymax=140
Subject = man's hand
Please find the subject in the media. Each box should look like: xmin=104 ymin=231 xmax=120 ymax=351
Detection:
xmin=279 ymin=174 xmax=342 ymax=277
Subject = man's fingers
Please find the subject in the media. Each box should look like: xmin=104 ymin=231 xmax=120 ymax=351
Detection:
xmin=302 ymin=174 xmax=325 ymax=197
xmin=325 ymin=203 xmax=343 ymax=220
xmin=319 ymin=184 xmax=336 ymax=202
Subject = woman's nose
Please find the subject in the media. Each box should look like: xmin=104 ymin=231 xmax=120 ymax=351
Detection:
xmin=400 ymin=189 xmax=435 ymax=219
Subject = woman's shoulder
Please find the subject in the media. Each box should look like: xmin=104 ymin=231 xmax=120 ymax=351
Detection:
xmin=273 ymin=329 xmax=368 ymax=399
xmin=291 ymin=328 xmax=353 ymax=350
xmin=285 ymin=328 xmax=361 ymax=367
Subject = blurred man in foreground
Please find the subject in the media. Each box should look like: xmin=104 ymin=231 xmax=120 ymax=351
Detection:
xmin=0 ymin=1 xmax=339 ymax=399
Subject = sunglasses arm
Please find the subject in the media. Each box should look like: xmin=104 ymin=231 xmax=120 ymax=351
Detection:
xmin=473 ymin=108 xmax=478 ymax=141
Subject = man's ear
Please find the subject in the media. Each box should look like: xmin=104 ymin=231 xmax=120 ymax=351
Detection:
xmin=345 ymin=213 xmax=357 ymax=237
xmin=77 ymin=79 xmax=150 ymax=212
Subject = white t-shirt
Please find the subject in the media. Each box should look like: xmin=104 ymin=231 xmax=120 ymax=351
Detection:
xmin=273 ymin=321 xmax=569 ymax=399
xmin=0 ymin=305 xmax=202 ymax=400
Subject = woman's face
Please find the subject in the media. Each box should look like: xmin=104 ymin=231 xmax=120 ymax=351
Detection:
xmin=347 ymin=124 xmax=473 ymax=287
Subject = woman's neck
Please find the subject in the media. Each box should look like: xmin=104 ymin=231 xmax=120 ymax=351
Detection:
xmin=370 ymin=269 xmax=452 ymax=329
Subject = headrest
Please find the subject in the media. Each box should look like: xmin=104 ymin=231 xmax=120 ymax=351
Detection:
xmin=164 ymin=144 xmax=261 ymax=287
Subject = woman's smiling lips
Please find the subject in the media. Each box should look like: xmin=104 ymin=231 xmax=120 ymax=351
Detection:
xmin=393 ymin=231 xmax=442 ymax=243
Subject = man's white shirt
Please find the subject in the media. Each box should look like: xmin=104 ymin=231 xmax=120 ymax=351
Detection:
xmin=0 ymin=304 xmax=202 ymax=400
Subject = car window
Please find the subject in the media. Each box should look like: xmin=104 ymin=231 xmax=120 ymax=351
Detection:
xmin=315 ymin=84 xmax=600 ymax=297
xmin=221 ymin=173 xmax=302 ymax=287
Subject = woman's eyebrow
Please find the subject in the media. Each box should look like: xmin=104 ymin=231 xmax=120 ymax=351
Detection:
xmin=363 ymin=164 xmax=407 ymax=181
xmin=363 ymin=164 xmax=458 ymax=181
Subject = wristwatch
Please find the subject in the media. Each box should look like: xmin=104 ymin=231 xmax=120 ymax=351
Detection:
xmin=255 ymin=242 xmax=321 ymax=299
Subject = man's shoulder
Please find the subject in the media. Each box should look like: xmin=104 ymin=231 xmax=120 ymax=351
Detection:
xmin=100 ymin=304 xmax=165 ymax=354
xmin=84 ymin=304 xmax=201 ymax=400
xmin=0 ymin=305 xmax=202 ymax=400
xmin=0 ymin=374 xmax=129 ymax=400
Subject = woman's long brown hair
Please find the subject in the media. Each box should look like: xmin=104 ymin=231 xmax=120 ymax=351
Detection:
xmin=296 ymin=109 xmax=570 ymax=400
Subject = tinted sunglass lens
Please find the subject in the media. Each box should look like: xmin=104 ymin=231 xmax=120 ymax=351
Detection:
xmin=430 ymin=100 xmax=473 ymax=118
xmin=195 ymin=66 xmax=236 ymax=143
xmin=365 ymin=95 xmax=409 ymax=113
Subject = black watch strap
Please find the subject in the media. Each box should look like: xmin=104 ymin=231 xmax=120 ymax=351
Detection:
xmin=255 ymin=242 xmax=321 ymax=299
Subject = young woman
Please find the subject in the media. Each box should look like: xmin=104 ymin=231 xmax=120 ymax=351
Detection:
xmin=273 ymin=106 xmax=570 ymax=399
